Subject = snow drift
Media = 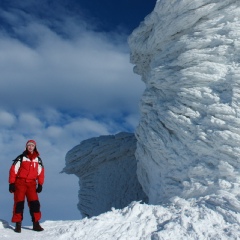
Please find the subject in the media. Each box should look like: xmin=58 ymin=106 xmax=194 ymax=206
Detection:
xmin=2 ymin=200 xmax=240 ymax=239
xmin=63 ymin=132 xmax=147 ymax=217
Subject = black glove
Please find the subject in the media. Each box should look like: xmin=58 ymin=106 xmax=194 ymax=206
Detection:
xmin=9 ymin=183 xmax=15 ymax=193
xmin=36 ymin=184 xmax=42 ymax=193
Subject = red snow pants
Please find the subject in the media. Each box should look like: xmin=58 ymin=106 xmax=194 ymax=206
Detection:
xmin=12 ymin=178 xmax=41 ymax=223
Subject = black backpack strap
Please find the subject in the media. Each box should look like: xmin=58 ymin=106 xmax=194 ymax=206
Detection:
xmin=38 ymin=157 xmax=44 ymax=167
xmin=12 ymin=154 xmax=24 ymax=165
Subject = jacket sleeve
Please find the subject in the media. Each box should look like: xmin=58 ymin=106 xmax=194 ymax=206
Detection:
xmin=9 ymin=159 xmax=21 ymax=184
xmin=37 ymin=158 xmax=44 ymax=185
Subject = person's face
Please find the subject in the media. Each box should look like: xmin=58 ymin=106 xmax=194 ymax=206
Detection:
xmin=27 ymin=143 xmax=35 ymax=154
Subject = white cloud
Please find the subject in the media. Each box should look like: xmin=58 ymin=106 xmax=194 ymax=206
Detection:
xmin=18 ymin=112 xmax=44 ymax=133
xmin=0 ymin=13 xmax=144 ymax=116
xmin=0 ymin=110 xmax=16 ymax=127
xmin=65 ymin=118 xmax=109 ymax=136
xmin=46 ymin=126 xmax=63 ymax=138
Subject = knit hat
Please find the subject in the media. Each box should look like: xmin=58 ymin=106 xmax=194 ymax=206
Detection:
xmin=26 ymin=139 xmax=37 ymax=146
xmin=25 ymin=139 xmax=39 ymax=155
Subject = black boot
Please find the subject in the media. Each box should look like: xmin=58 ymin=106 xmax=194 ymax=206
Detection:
xmin=33 ymin=221 xmax=44 ymax=231
xmin=14 ymin=222 xmax=21 ymax=233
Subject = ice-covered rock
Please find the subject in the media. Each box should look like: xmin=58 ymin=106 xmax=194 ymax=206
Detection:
xmin=59 ymin=1 xmax=240 ymax=238
xmin=128 ymin=0 xmax=240 ymax=210
xmin=63 ymin=132 xmax=147 ymax=217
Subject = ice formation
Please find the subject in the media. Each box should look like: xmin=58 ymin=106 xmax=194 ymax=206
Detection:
xmin=128 ymin=0 xmax=240 ymax=210
xmin=63 ymin=132 xmax=147 ymax=217
xmin=61 ymin=1 xmax=240 ymax=238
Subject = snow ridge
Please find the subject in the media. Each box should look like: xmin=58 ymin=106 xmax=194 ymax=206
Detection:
xmin=41 ymin=200 xmax=240 ymax=239
xmin=2 ymin=200 xmax=240 ymax=239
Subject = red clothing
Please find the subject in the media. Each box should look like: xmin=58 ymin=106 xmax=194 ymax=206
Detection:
xmin=9 ymin=150 xmax=44 ymax=223
xmin=9 ymin=151 xmax=44 ymax=185
xmin=12 ymin=178 xmax=41 ymax=222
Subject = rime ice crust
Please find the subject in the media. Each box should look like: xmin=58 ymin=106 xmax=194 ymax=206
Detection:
xmin=128 ymin=0 xmax=240 ymax=209
xmin=63 ymin=132 xmax=147 ymax=217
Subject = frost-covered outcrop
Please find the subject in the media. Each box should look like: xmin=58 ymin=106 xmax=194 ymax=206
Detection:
xmin=63 ymin=132 xmax=147 ymax=218
xmin=60 ymin=0 xmax=240 ymax=238
xmin=128 ymin=0 xmax=240 ymax=210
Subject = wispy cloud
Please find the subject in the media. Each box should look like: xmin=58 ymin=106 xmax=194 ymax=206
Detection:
xmin=0 ymin=9 xmax=144 ymax=116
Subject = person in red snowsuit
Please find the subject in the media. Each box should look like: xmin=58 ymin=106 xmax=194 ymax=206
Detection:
xmin=9 ymin=139 xmax=45 ymax=233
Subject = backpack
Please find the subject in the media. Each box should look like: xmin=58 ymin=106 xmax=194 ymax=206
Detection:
xmin=12 ymin=154 xmax=24 ymax=165
xmin=12 ymin=154 xmax=43 ymax=166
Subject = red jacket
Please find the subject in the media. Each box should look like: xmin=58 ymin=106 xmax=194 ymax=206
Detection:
xmin=9 ymin=151 xmax=44 ymax=185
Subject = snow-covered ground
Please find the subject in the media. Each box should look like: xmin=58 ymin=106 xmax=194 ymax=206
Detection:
xmin=1 ymin=200 xmax=240 ymax=240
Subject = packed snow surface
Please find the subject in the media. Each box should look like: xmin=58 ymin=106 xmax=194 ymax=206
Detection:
xmin=1 ymin=200 xmax=240 ymax=239
xmin=0 ymin=198 xmax=240 ymax=240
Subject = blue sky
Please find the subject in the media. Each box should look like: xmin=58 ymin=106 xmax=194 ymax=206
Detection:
xmin=0 ymin=0 xmax=156 ymax=224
